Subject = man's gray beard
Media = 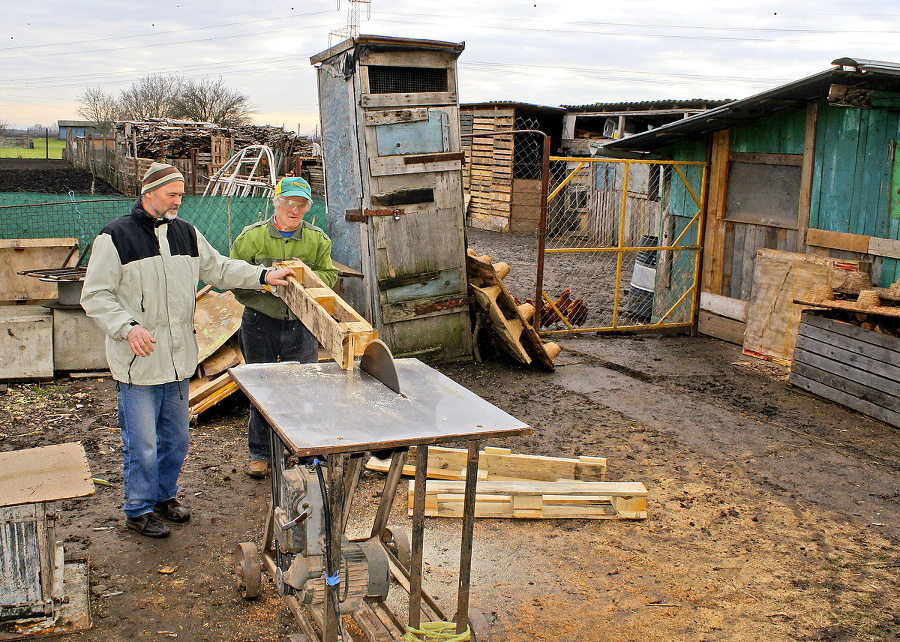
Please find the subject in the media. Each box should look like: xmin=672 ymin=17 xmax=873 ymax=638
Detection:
xmin=163 ymin=211 xmax=178 ymax=221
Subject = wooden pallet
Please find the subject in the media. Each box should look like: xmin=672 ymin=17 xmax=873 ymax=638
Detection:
xmin=367 ymin=446 xmax=607 ymax=482
xmin=467 ymin=252 xmax=560 ymax=370
xmin=790 ymin=310 xmax=900 ymax=428
xmin=274 ymin=259 xmax=377 ymax=370
xmin=409 ymin=480 xmax=647 ymax=520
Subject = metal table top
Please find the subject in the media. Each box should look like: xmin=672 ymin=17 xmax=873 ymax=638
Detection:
xmin=229 ymin=359 xmax=530 ymax=456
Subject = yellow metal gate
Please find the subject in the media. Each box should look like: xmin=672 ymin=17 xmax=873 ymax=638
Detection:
xmin=539 ymin=157 xmax=708 ymax=335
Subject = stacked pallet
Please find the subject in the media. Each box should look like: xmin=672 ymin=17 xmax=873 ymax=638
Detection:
xmin=366 ymin=446 xmax=646 ymax=520
xmin=467 ymin=112 xmax=514 ymax=232
xmin=411 ymin=479 xmax=648 ymax=520
xmin=467 ymin=250 xmax=560 ymax=369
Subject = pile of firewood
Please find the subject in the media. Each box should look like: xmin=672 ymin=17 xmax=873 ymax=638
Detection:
xmin=115 ymin=119 xmax=312 ymax=159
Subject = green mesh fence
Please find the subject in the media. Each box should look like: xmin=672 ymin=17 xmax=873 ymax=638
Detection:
xmin=0 ymin=193 xmax=328 ymax=262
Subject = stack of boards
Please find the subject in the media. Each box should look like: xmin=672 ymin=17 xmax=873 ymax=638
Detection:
xmin=367 ymin=446 xmax=647 ymax=520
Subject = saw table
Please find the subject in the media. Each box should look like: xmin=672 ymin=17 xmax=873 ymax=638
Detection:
xmin=229 ymin=355 xmax=530 ymax=641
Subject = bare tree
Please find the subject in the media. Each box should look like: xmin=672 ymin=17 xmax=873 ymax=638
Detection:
xmin=119 ymin=74 xmax=183 ymax=121
xmin=171 ymin=77 xmax=256 ymax=127
xmin=77 ymin=86 xmax=120 ymax=133
xmin=0 ymin=117 xmax=7 ymax=137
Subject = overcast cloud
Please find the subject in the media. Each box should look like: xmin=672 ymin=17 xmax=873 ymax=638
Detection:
xmin=2 ymin=0 xmax=898 ymax=131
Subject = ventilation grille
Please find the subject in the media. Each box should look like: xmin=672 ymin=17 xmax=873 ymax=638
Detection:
xmin=368 ymin=66 xmax=449 ymax=94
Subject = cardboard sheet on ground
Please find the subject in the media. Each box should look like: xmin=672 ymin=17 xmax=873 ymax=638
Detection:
xmin=194 ymin=289 xmax=244 ymax=363
xmin=0 ymin=442 xmax=94 ymax=507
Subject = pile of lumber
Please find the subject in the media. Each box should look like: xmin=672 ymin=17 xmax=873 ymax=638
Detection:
xmin=466 ymin=249 xmax=560 ymax=370
xmin=367 ymin=446 xmax=647 ymax=520
xmin=116 ymin=119 xmax=312 ymax=160
xmin=188 ymin=287 xmax=245 ymax=419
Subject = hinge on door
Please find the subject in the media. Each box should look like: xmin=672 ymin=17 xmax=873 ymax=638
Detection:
xmin=345 ymin=208 xmax=405 ymax=222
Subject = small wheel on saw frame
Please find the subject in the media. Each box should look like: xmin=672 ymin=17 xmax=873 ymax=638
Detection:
xmin=234 ymin=541 xmax=262 ymax=599
xmin=380 ymin=526 xmax=411 ymax=569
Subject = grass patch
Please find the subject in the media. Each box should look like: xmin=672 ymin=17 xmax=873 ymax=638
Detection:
xmin=0 ymin=139 xmax=66 ymax=159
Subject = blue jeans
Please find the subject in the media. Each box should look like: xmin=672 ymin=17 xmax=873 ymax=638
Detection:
xmin=117 ymin=379 xmax=190 ymax=518
xmin=239 ymin=308 xmax=318 ymax=462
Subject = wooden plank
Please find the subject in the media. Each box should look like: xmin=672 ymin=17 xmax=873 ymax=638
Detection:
xmin=200 ymin=341 xmax=240 ymax=378
xmin=189 ymin=381 xmax=240 ymax=418
xmin=467 ymin=254 xmax=556 ymax=369
xmin=410 ymin=480 xmax=647 ymax=520
xmin=806 ymin=228 xmax=870 ymax=254
xmin=868 ymin=236 xmax=900 ymax=260
xmin=275 ymin=259 xmax=377 ymax=370
xmin=793 ymin=341 xmax=900 ymax=400
xmin=698 ymin=310 xmax=746 ymax=345
xmin=799 ymin=310 xmax=900 ymax=352
xmin=699 ymin=292 xmax=748 ymax=321
xmin=188 ymin=371 xmax=233 ymax=405
xmin=796 ymin=320 xmax=899 ymax=375
xmin=797 ymin=102 xmax=818 ymax=250
xmin=703 ymin=130 xmax=730 ymax=295
xmin=789 ymin=371 xmax=900 ymax=428
xmin=729 ymin=151 xmax=804 ymax=166
xmin=366 ymin=446 xmax=606 ymax=482
xmin=0 ymin=442 xmax=94 ymax=507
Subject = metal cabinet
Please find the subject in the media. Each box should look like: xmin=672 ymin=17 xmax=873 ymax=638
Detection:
xmin=311 ymin=36 xmax=472 ymax=361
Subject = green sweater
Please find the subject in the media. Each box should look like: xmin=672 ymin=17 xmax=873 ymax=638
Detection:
xmin=230 ymin=217 xmax=337 ymax=321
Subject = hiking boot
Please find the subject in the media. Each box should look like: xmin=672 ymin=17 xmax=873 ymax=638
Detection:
xmin=248 ymin=460 xmax=271 ymax=478
xmin=154 ymin=498 xmax=190 ymax=523
xmin=126 ymin=512 xmax=171 ymax=538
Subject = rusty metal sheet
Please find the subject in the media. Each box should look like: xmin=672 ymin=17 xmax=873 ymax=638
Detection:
xmin=229 ymin=359 xmax=530 ymax=456
xmin=194 ymin=290 xmax=244 ymax=363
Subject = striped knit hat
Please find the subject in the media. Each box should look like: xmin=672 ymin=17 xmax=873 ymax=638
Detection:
xmin=141 ymin=162 xmax=185 ymax=194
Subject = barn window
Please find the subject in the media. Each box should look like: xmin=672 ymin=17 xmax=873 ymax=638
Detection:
xmin=367 ymin=66 xmax=449 ymax=94
xmin=724 ymin=152 xmax=803 ymax=229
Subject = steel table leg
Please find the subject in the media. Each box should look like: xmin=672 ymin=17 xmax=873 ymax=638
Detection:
xmin=408 ymin=445 xmax=429 ymax=629
xmin=455 ymin=441 xmax=480 ymax=634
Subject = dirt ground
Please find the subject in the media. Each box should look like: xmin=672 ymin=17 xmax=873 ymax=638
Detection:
xmin=2 ymin=226 xmax=899 ymax=641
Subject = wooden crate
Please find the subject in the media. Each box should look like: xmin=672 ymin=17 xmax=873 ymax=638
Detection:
xmin=789 ymin=310 xmax=900 ymax=428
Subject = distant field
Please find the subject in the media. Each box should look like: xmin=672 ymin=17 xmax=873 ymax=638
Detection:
xmin=0 ymin=139 xmax=65 ymax=159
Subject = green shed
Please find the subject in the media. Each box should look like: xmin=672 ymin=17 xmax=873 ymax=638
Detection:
xmin=601 ymin=57 xmax=900 ymax=342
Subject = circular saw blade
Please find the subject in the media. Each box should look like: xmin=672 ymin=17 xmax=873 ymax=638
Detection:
xmin=359 ymin=339 xmax=401 ymax=394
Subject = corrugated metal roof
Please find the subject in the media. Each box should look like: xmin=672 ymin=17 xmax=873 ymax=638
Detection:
xmin=562 ymin=99 xmax=731 ymax=112
xmin=602 ymin=57 xmax=900 ymax=153
xmin=461 ymin=101 xmax=565 ymax=113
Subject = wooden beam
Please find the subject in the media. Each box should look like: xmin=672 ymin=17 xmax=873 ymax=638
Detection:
xmin=274 ymin=259 xmax=377 ymax=370
xmin=367 ymin=445 xmax=607 ymax=482
xmin=806 ymin=228 xmax=870 ymax=254
xmin=409 ymin=480 xmax=647 ymax=520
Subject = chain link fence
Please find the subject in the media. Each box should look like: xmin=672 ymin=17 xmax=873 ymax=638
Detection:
xmin=464 ymin=115 xmax=707 ymax=336
xmin=542 ymin=157 xmax=707 ymax=334
xmin=0 ymin=194 xmax=328 ymax=262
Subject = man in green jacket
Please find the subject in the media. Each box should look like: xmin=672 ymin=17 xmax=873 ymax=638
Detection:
xmin=230 ymin=176 xmax=337 ymax=478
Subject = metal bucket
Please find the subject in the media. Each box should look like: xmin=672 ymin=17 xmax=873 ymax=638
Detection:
xmin=627 ymin=235 xmax=658 ymax=320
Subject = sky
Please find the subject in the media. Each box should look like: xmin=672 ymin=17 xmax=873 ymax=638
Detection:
xmin=1 ymin=0 xmax=898 ymax=133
